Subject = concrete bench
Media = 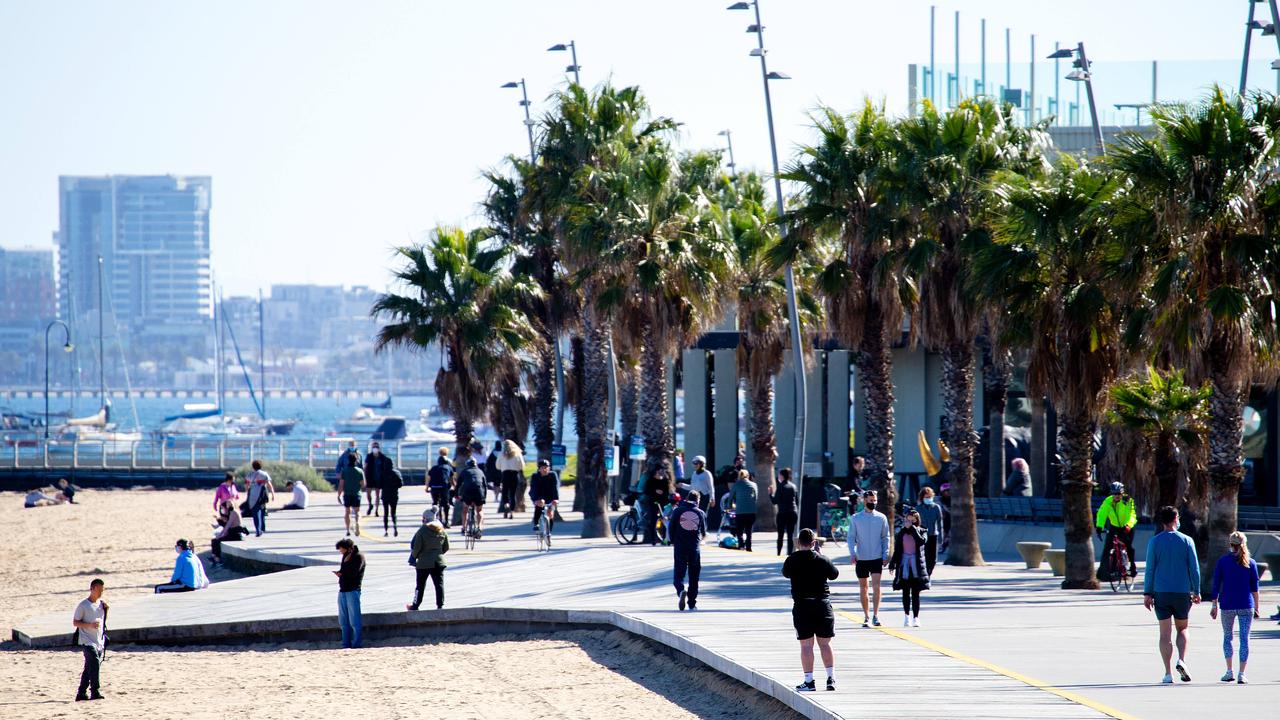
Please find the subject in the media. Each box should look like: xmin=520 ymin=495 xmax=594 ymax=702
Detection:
xmin=1015 ymin=541 xmax=1053 ymax=569
xmin=1043 ymin=548 xmax=1066 ymax=577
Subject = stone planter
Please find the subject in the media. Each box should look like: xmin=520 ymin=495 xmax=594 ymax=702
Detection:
xmin=1016 ymin=541 xmax=1053 ymax=570
xmin=1043 ymin=548 xmax=1067 ymax=577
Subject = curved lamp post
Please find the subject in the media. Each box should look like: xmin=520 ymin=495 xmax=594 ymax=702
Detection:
xmin=44 ymin=320 xmax=74 ymax=438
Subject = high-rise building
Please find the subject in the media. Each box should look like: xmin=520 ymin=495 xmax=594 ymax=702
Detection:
xmin=0 ymin=246 xmax=56 ymax=323
xmin=57 ymin=176 xmax=212 ymax=340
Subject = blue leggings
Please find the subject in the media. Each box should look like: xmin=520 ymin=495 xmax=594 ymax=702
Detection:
xmin=1221 ymin=609 xmax=1253 ymax=663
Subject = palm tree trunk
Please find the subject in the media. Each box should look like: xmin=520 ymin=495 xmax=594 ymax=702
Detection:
xmin=980 ymin=336 xmax=1011 ymax=498
xmin=1029 ymin=397 xmax=1048 ymax=496
xmin=638 ymin=319 xmax=675 ymax=479
xmin=1153 ymin=433 xmax=1181 ymax=510
xmin=856 ymin=304 xmax=896 ymax=525
xmin=619 ymin=357 xmax=640 ymax=488
xmin=452 ymin=417 xmax=475 ymax=526
xmin=571 ymin=335 xmax=586 ymax=513
xmin=745 ymin=375 xmax=778 ymax=531
xmin=941 ymin=341 xmax=985 ymax=566
xmin=532 ymin=343 xmax=556 ymax=461
xmin=1057 ymin=408 xmax=1099 ymax=589
xmin=1205 ymin=366 xmax=1246 ymax=594
xmin=578 ymin=310 xmax=612 ymax=538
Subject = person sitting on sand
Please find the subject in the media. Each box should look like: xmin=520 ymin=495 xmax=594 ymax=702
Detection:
xmin=281 ymin=480 xmax=309 ymax=510
xmin=154 ymin=539 xmax=209 ymax=594
xmin=24 ymin=487 xmax=68 ymax=508
xmin=57 ymin=478 xmax=78 ymax=504
xmin=210 ymin=501 xmax=249 ymax=566
xmin=213 ymin=472 xmax=239 ymax=511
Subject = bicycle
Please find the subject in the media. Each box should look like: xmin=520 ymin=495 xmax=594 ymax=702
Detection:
xmin=534 ymin=501 xmax=554 ymax=552
xmin=463 ymin=504 xmax=482 ymax=550
xmin=1104 ymin=530 xmax=1134 ymax=593
xmin=613 ymin=505 xmax=640 ymax=545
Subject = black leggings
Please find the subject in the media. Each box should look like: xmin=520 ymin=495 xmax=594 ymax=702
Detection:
xmin=902 ymin=587 xmax=921 ymax=617
xmin=382 ymin=490 xmax=399 ymax=530
xmin=776 ymin=512 xmax=797 ymax=556
xmin=412 ymin=566 xmax=445 ymax=609
xmin=736 ymin=513 xmax=756 ymax=551
xmin=501 ymin=471 xmax=519 ymax=515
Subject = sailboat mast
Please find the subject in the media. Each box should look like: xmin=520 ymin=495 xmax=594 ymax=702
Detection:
xmin=96 ymin=255 xmax=105 ymax=405
xmin=217 ymin=289 xmax=226 ymax=414
xmin=259 ymin=289 xmax=266 ymax=418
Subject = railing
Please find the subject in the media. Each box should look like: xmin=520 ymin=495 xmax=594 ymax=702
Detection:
xmin=0 ymin=437 xmax=443 ymax=473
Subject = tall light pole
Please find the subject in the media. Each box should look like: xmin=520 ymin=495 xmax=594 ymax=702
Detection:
xmin=726 ymin=0 xmax=807 ymax=517
xmin=501 ymin=79 xmax=538 ymax=162
xmin=547 ymin=41 xmax=581 ymax=85
xmin=1050 ymin=43 xmax=1104 ymax=155
xmin=717 ymin=129 xmax=737 ymax=173
xmin=44 ymin=320 xmax=74 ymax=438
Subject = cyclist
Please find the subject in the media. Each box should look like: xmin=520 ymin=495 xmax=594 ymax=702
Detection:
xmin=1097 ymin=481 xmax=1138 ymax=577
xmin=529 ymin=458 xmax=561 ymax=540
xmin=457 ymin=457 xmax=487 ymax=537
xmin=427 ymin=453 xmax=454 ymax=528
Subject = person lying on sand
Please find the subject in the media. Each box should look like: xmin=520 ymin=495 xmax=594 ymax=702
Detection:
xmin=24 ymin=488 xmax=68 ymax=508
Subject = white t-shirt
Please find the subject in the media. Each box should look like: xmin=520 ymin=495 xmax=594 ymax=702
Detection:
xmin=73 ymin=598 xmax=105 ymax=650
xmin=291 ymin=482 xmax=309 ymax=508
xmin=689 ymin=469 xmax=715 ymax=497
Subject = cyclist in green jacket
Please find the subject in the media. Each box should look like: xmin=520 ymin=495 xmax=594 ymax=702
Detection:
xmin=1097 ymin=482 xmax=1138 ymax=577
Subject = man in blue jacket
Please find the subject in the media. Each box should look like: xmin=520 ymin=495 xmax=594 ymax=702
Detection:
xmin=1143 ymin=505 xmax=1201 ymax=685
xmin=670 ymin=491 xmax=707 ymax=611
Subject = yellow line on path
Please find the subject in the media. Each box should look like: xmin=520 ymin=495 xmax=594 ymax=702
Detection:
xmin=834 ymin=610 xmax=1140 ymax=720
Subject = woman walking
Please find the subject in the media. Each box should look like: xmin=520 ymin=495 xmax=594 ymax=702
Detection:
xmin=891 ymin=507 xmax=930 ymax=627
xmin=728 ymin=469 xmax=758 ymax=552
xmin=381 ymin=467 xmax=403 ymax=537
xmin=495 ymin=440 xmax=525 ymax=519
xmin=771 ymin=468 xmax=799 ymax=556
xmin=1209 ymin=531 xmax=1261 ymax=684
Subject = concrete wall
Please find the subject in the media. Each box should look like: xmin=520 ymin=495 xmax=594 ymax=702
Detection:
xmin=681 ymin=349 xmax=709 ymax=465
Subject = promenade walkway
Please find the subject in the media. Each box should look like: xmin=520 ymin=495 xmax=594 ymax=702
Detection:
xmin=13 ymin=490 xmax=1277 ymax=719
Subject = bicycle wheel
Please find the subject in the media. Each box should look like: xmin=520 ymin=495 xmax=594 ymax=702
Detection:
xmin=616 ymin=512 xmax=639 ymax=545
xmin=540 ymin=513 xmax=551 ymax=550
xmin=1107 ymin=549 xmax=1122 ymax=593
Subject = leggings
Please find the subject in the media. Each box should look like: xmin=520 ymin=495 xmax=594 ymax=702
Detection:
xmin=735 ymin=513 xmax=756 ymax=551
xmin=902 ymin=587 xmax=921 ymax=617
xmin=382 ymin=490 xmax=399 ymax=531
xmin=1221 ymin=609 xmax=1253 ymax=663
xmin=776 ymin=512 xmax=797 ymax=556
xmin=500 ymin=471 xmax=519 ymax=514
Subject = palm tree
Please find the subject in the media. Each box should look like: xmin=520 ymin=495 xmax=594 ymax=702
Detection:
xmin=718 ymin=170 xmax=821 ymax=532
xmin=976 ymin=155 xmax=1121 ymax=588
xmin=783 ymin=103 xmax=910 ymax=527
xmin=894 ymin=99 xmax=1048 ymax=566
xmin=1109 ymin=88 xmax=1280 ymax=580
xmin=372 ymin=226 xmax=540 ymax=460
xmin=535 ymin=83 xmax=678 ymax=537
xmin=1107 ymin=367 xmax=1210 ymax=510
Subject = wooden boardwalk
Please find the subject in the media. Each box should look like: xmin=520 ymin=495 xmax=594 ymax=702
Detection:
xmin=15 ymin=492 xmax=1276 ymax=719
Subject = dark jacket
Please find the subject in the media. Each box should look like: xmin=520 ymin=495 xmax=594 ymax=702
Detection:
xmin=337 ymin=548 xmax=365 ymax=592
xmin=459 ymin=465 xmax=487 ymax=496
xmin=771 ymin=479 xmax=798 ymax=516
xmin=644 ymin=473 xmax=672 ymax=503
xmin=668 ymin=500 xmax=707 ymax=551
xmin=1003 ymin=468 xmax=1033 ymax=497
xmin=782 ymin=548 xmax=839 ymax=600
xmin=427 ymin=460 xmax=453 ymax=490
xmin=364 ymin=452 xmax=395 ymax=488
xmin=484 ymin=452 xmax=501 ymax=488
xmin=890 ymin=525 xmax=931 ymax=591
xmin=410 ymin=522 xmax=449 ymax=569
xmin=529 ymin=470 xmax=560 ymax=503
xmin=383 ymin=467 xmax=404 ymax=492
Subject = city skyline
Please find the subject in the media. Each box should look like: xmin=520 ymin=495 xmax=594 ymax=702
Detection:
xmin=0 ymin=0 xmax=1249 ymax=296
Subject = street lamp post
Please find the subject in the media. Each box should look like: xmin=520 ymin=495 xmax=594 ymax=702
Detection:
xmin=1050 ymin=43 xmax=1104 ymax=155
xmin=44 ymin=320 xmax=74 ymax=438
xmin=547 ymin=41 xmax=581 ymax=85
xmin=717 ymin=129 xmax=737 ymax=173
xmin=727 ymin=0 xmax=807 ymax=524
xmin=501 ymin=79 xmax=538 ymax=163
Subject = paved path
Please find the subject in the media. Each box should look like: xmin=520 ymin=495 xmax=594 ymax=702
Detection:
xmin=14 ymin=491 xmax=1278 ymax=719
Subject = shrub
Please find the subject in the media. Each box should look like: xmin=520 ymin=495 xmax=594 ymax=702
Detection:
xmin=233 ymin=461 xmax=333 ymax=493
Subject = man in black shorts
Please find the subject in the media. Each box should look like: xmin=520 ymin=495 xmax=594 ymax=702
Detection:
xmin=1143 ymin=505 xmax=1201 ymax=684
xmin=457 ymin=457 xmax=488 ymax=535
xmin=782 ymin=528 xmax=839 ymax=692
xmin=848 ymin=490 xmax=890 ymax=627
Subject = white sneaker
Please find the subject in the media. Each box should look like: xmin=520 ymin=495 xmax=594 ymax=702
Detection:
xmin=1175 ymin=659 xmax=1191 ymax=682
xmin=1161 ymin=674 xmax=1173 ymax=685
xmin=861 ymin=616 xmax=870 ymax=628
xmin=902 ymin=614 xmax=911 ymax=627
xmin=912 ymin=617 xmax=920 ymax=628
xmin=1220 ymin=670 xmax=1235 ymax=682
xmin=1237 ymin=673 xmax=1248 ymax=685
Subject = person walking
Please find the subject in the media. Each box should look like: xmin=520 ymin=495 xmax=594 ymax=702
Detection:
xmin=72 ymin=578 xmax=107 ymax=701
xmin=154 ymin=539 xmax=209 ymax=593
xmin=334 ymin=538 xmax=365 ymax=648
xmin=363 ymin=441 xmax=394 ymax=518
xmin=1097 ymin=481 xmax=1138 ymax=578
xmin=642 ymin=468 xmax=673 ymax=545
xmin=891 ymin=507 xmax=931 ymax=627
xmin=407 ymin=508 xmax=449 ymax=611
xmin=336 ymin=440 xmax=358 ymax=474
xmin=213 ymin=472 xmax=239 ymax=511
xmin=1209 ymin=531 xmax=1261 ymax=684
xmin=727 ymin=469 xmax=758 ymax=552
xmin=337 ymin=458 xmax=366 ymax=537
xmin=782 ymin=528 xmax=839 ymax=692
xmin=688 ymin=455 xmax=715 ymax=520
xmin=427 ymin=454 xmax=454 ymax=528
xmin=915 ymin=487 xmax=945 ymax=575
xmin=669 ymin=491 xmax=707 ymax=611
xmin=381 ymin=467 xmax=403 ymax=537
xmin=771 ymin=468 xmax=799 ymax=556
xmin=496 ymin=440 xmax=525 ymax=519
xmin=848 ymin=489 xmax=890 ymax=627
xmin=244 ymin=461 xmax=274 ymax=536
xmin=1143 ymin=505 xmax=1201 ymax=684
xmin=484 ymin=440 xmax=502 ymax=505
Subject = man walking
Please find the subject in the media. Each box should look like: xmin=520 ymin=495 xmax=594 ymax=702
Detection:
xmin=72 ymin=578 xmax=107 ymax=701
xmin=1143 ymin=505 xmax=1201 ymax=684
xmin=407 ymin=508 xmax=449 ymax=610
xmin=782 ymin=528 xmax=839 ymax=692
xmin=670 ymin=491 xmax=707 ymax=611
xmin=848 ymin=489 xmax=890 ymax=627
xmin=364 ymin=441 xmax=395 ymax=518
xmin=334 ymin=538 xmax=365 ymax=648
xmin=245 ymin=460 xmax=274 ymax=536
xmin=336 ymin=457 xmax=366 ymax=537
xmin=771 ymin=467 xmax=799 ymax=556
xmin=689 ymin=455 xmax=715 ymax=518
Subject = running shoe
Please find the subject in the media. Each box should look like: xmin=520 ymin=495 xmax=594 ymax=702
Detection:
xmin=1161 ymin=674 xmax=1173 ymax=685
xmin=1220 ymin=670 xmax=1235 ymax=682
xmin=795 ymin=680 xmax=816 ymax=693
xmin=902 ymin=615 xmax=910 ymax=627
xmin=872 ymin=615 xmax=882 ymax=627
xmin=679 ymin=590 xmax=687 ymax=611
xmin=825 ymin=677 xmax=835 ymax=691
xmin=912 ymin=617 xmax=920 ymax=628
xmin=1237 ymin=674 xmax=1248 ymax=685
xmin=861 ymin=616 xmax=870 ymax=628
xmin=1175 ymin=659 xmax=1191 ymax=682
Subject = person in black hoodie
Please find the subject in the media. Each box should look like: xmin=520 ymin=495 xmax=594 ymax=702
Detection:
xmin=771 ymin=467 xmax=799 ymax=556
xmin=891 ymin=507 xmax=931 ymax=628
xmin=333 ymin=539 xmax=365 ymax=648
xmin=380 ymin=467 xmax=404 ymax=537
xmin=782 ymin=528 xmax=839 ymax=693
xmin=669 ymin=492 xmax=707 ymax=611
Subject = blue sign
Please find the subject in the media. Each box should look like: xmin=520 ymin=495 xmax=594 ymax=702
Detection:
xmin=551 ymin=443 xmax=567 ymax=471
xmin=629 ymin=435 xmax=645 ymax=459
xmin=604 ymin=445 xmax=616 ymax=473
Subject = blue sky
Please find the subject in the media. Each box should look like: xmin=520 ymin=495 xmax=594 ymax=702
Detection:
xmin=0 ymin=1 xmax=1248 ymax=296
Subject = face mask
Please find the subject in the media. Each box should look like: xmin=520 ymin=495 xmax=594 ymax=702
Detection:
xmin=864 ymin=502 xmax=876 ymax=511
xmin=372 ymin=449 xmax=380 ymax=455
xmin=923 ymin=498 xmax=935 ymax=506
